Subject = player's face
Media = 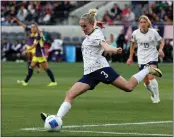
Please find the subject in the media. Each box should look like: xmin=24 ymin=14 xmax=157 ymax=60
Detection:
xmin=79 ymin=19 xmax=94 ymax=35
xmin=139 ymin=18 xmax=149 ymax=30
xmin=31 ymin=24 xmax=38 ymax=33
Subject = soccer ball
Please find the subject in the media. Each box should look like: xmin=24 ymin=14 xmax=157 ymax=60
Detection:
xmin=44 ymin=115 xmax=63 ymax=132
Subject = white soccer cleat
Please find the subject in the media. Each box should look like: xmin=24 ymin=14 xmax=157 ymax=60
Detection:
xmin=151 ymin=96 xmax=160 ymax=103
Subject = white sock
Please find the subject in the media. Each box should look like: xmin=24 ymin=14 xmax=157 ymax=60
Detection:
xmin=144 ymin=79 xmax=160 ymax=99
xmin=57 ymin=102 xmax=71 ymax=119
xmin=144 ymin=82 xmax=154 ymax=96
xmin=133 ymin=68 xmax=149 ymax=83
xmin=150 ymin=79 xmax=160 ymax=98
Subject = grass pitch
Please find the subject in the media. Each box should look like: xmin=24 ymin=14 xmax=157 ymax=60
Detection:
xmin=2 ymin=62 xmax=173 ymax=136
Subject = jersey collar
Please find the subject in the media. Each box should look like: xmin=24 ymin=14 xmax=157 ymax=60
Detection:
xmin=87 ymin=28 xmax=97 ymax=36
xmin=140 ymin=28 xmax=149 ymax=34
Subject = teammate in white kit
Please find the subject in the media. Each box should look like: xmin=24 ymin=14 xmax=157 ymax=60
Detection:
xmin=127 ymin=15 xmax=165 ymax=103
xmin=41 ymin=10 xmax=162 ymax=122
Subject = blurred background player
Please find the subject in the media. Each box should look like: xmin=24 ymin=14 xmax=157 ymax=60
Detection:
xmin=41 ymin=9 xmax=162 ymax=122
xmin=126 ymin=15 xmax=164 ymax=103
xmin=17 ymin=22 xmax=57 ymax=86
xmin=12 ymin=16 xmax=41 ymax=73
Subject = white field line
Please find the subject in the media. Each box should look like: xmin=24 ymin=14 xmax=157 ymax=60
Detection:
xmin=62 ymin=130 xmax=173 ymax=137
xmin=63 ymin=120 xmax=173 ymax=128
xmin=20 ymin=120 xmax=172 ymax=131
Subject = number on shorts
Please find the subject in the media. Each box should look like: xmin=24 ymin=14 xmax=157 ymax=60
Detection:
xmin=101 ymin=71 xmax=108 ymax=78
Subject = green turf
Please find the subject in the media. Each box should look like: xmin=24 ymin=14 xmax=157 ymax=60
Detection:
xmin=2 ymin=62 xmax=173 ymax=136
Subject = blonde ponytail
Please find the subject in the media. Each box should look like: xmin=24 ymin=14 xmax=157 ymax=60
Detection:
xmin=80 ymin=9 xmax=97 ymax=24
xmin=88 ymin=9 xmax=97 ymax=16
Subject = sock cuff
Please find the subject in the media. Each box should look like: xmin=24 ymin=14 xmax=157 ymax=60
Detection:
xmin=132 ymin=75 xmax=139 ymax=83
xmin=150 ymin=79 xmax=158 ymax=85
xmin=62 ymin=102 xmax=71 ymax=109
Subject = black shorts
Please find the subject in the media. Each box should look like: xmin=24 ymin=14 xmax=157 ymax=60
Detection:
xmin=78 ymin=67 xmax=120 ymax=90
xmin=139 ymin=61 xmax=158 ymax=71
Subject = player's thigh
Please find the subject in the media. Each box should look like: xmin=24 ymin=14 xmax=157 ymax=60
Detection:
xmin=111 ymin=76 xmax=132 ymax=92
xmin=65 ymin=82 xmax=90 ymax=101
xmin=36 ymin=57 xmax=47 ymax=69
xmin=30 ymin=62 xmax=37 ymax=68
xmin=40 ymin=61 xmax=48 ymax=70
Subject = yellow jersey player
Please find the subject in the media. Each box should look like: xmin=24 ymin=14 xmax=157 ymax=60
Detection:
xmin=12 ymin=17 xmax=41 ymax=73
xmin=17 ymin=22 xmax=57 ymax=86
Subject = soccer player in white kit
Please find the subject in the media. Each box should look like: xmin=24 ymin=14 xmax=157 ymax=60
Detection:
xmin=127 ymin=15 xmax=165 ymax=103
xmin=41 ymin=10 xmax=162 ymax=123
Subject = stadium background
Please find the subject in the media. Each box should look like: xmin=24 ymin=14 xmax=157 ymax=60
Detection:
xmin=1 ymin=1 xmax=173 ymax=137
xmin=1 ymin=1 xmax=173 ymax=63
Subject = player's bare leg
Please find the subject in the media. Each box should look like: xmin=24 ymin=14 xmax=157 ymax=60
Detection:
xmin=41 ymin=82 xmax=89 ymax=121
xmin=36 ymin=63 xmax=41 ymax=73
xmin=112 ymin=66 xmax=162 ymax=92
xmin=56 ymin=82 xmax=89 ymax=119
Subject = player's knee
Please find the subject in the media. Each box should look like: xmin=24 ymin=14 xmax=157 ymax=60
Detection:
xmin=125 ymin=86 xmax=133 ymax=92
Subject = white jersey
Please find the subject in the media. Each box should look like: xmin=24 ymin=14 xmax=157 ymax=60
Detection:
xmin=131 ymin=28 xmax=162 ymax=64
xmin=82 ymin=28 xmax=110 ymax=75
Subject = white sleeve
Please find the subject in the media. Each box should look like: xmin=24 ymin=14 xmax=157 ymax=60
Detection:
xmin=131 ymin=31 xmax=136 ymax=42
xmin=153 ymin=29 xmax=162 ymax=41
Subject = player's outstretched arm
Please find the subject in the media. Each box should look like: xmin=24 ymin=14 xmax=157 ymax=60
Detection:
xmin=100 ymin=40 xmax=122 ymax=54
xmin=126 ymin=42 xmax=135 ymax=65
xmin=12 ymin=17 xmax=26 ymax=29
xmin=158 ymin=40 xmax=165 ymax=57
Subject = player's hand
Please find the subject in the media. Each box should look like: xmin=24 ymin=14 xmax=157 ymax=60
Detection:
xmin=116 ymin=47 xmax=122 ymax=54
xmin=158 ymin=49 xmax=165 ymax=57
xmin=126 ymin=57 xmax=133 ymax=65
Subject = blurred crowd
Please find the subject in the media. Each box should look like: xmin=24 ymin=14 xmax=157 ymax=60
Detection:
xmin=102 ymin=1 xmax=173 ymax=26
xmin=2 ymin=30 xmax=173 ymax=63
xmin=1 ymin=1 xmax=89 ymax=25
xmin=1 ymin=30 xmax=64 ymax=63
xmin=105 ymin=32 xmax=173 ymax=63
xmin=1 ymin=1 xmax=173 ymax=63
xmin=2 ymin=1 xmax=173 ymax=26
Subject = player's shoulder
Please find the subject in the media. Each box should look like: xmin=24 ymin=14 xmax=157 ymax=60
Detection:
xmin=148 ymin=28 xmax=158 ymax=33
xmin=92 ymin=28 xmax=104 ymax=38
xmin=132 ymin=29 xmax=140 ymax=35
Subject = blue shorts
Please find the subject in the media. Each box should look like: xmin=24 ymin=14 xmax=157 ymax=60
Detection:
xmin=78 ymin=67 xmax=120 ymax=90
xmin=139 ymin=61 xmax=158 ymax=70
